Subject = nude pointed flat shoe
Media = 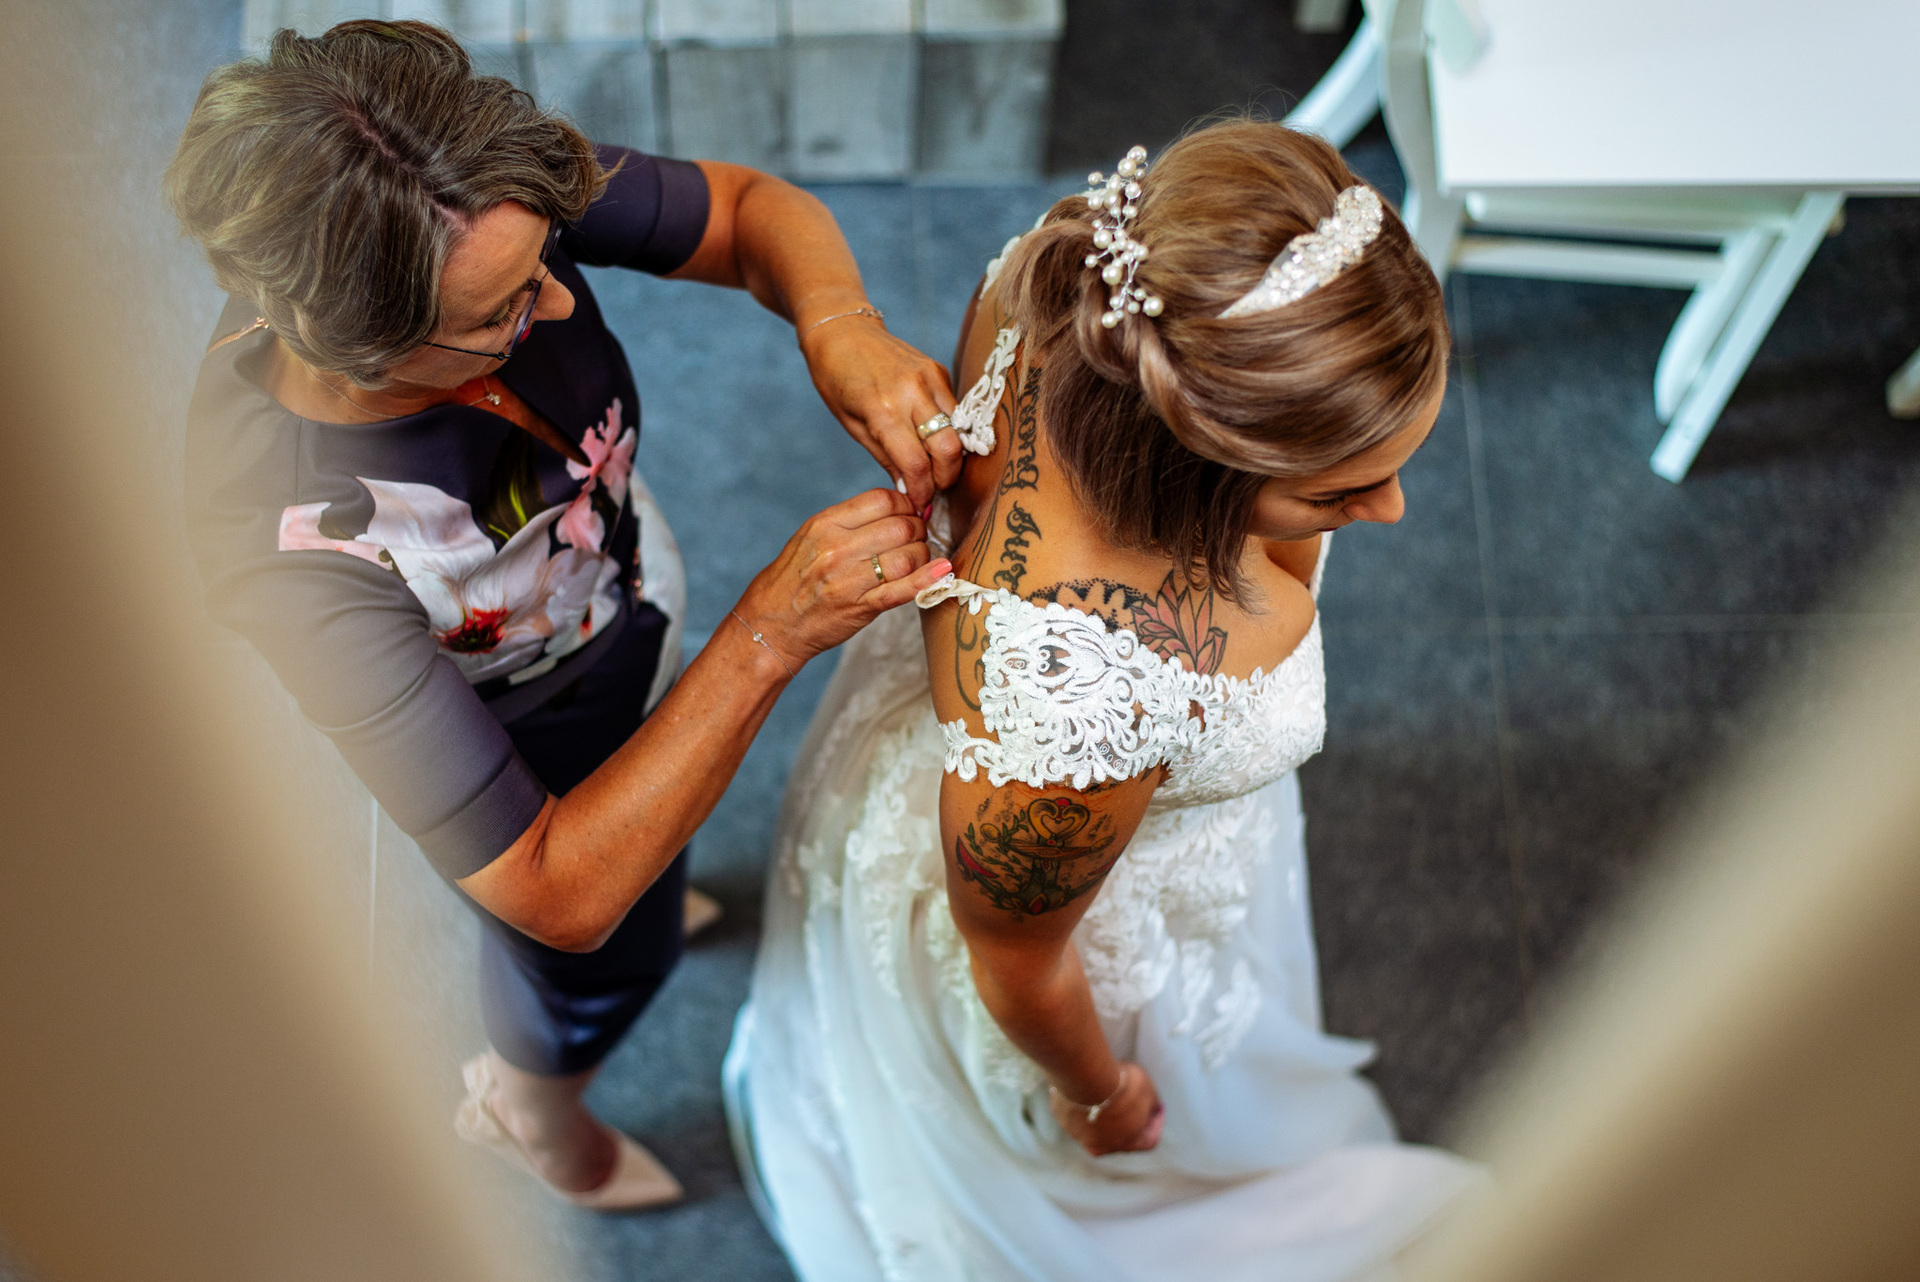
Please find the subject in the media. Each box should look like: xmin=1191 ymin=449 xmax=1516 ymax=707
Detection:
xmin=684 ymin=887 xmax=723 ymax=939
xmin=455 ymin=1055 xmax=684 ymax=1212
xmin=563 ymin=1127 xmax=685 ymax=1211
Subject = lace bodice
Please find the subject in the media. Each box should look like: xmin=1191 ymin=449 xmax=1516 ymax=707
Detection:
xmin=915 ymin=574 xmax=1326 ymax=810
xmin=932 ymin=314 xmax=1328 ymax=809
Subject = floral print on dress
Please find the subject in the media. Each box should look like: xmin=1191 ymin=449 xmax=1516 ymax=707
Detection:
xmin=559 ymin=398 xmax=635 ymax=552
xmin=276 ymin=400 xmax=635 ymax=684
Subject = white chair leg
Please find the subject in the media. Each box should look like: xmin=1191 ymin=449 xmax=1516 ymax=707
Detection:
xmin=1285 ymin=16 xmax=1382 ymax=149
xmin=1377 ymin=0 xmax=1464 ymax=280
xmin=1888 ymin=346 xmax=1920 ymax=419
xmin=1403 ymin=188 xmax=1467 ymax=282
xmin=1650 ymin=192 xmax=1845 ymax=482
xmin=1654 ymin=228 xmax=1773 ymax=421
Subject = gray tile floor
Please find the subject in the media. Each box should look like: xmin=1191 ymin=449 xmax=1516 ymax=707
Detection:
xmin=570 ymin=151 xmax=1920 ymax=1276
xmin=15 ymin=1 xmax=1920 ymax=1278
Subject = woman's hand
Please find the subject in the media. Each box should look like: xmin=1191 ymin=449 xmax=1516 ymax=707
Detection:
xmin=799 ymin=318 xmax=964 ymax=510
xmin=1050 ymin=1062 xmax=1165 ymax=1157
xmin=733 ymin=487 xmax=953 ymax=671
xmin=668 ymin=162 xmax=963 ymax=506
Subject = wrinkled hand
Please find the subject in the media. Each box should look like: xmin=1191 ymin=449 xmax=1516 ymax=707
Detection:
xmin=733 ymin=487 xmax=953 ymax=671
xmin=1050 ymin=1062 xmax=1165 ymax=1157
xmin=799 ymin=317 xmax=963 ymax=509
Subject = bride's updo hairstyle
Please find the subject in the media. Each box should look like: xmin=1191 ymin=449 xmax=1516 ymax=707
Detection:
xmin=993 ymin=119 xmax=1447 ymax=602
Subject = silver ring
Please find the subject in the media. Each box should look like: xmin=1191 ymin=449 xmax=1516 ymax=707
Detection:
xmin=870 ymin=554 xmax=887 ymax=584
xmin=915 ymin=413 xmax=954 ymax=442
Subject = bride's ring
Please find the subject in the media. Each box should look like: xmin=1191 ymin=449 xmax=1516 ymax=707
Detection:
xmin=870 ymin=554 xmax=888 ymax=584
xmin=915 ymin=413 xmax=953 ymax=442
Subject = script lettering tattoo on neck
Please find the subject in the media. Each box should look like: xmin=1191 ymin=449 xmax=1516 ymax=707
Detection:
xmin=953 ymin=795 xmax=1120 ymax=919
xmin=1004 ymin=364 xmax=1042 ymax=492
xmin=1032 ymin=571 xmax=1229 ymax=676
xmin=952 ymin=362 xmax=1049 ymax=710
xmin=990 ymin=503 xmax=1039 ymax=594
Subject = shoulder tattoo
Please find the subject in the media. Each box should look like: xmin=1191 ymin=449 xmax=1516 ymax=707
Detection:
xmin=1031 ymin=571 xmax=1228 ymax=676
xmin=953 ymin=795 xmax=1120 ymax=919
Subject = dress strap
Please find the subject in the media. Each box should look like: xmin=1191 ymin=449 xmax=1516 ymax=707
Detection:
xmin=949 ymin=326 xmax=1020 ymax=457
xmin=914 ymin=572 xmax=994 ymax=610
xmin=1309 ymin=530 xmax=1333 ymax=600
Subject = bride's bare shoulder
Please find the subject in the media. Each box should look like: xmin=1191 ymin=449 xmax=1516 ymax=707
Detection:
xmin=1021 ymin=551 xmax=1317 ymax=684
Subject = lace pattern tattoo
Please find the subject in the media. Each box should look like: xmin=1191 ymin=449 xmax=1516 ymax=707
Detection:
xmin=1032 ymin=572 xmax=1229 ymax=676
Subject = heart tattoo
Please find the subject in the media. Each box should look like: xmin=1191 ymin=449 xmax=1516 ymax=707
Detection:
xmin=955 ymin=796 xmax=1119 ymax=919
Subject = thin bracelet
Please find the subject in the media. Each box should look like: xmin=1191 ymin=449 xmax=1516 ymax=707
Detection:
xmin=728 ymin=609 xmax=798 ymax=680
xmin=799 ymin=305 xmax=885 ymax=340
xmin=1050 ymin=1064 xmax=1129 ymax=1125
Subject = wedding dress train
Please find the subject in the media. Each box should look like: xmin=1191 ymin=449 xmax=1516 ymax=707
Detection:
xmin=724 ymin=528 xmax=1479 ymax=1281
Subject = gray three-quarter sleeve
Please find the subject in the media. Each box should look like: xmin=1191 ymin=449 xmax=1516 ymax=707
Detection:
xmin=566 ymin=146 xmax=712 ymax=276
xmin=205 ymin=552 xmax=549 ymax=881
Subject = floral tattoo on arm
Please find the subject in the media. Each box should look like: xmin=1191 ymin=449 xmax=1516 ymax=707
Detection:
xmin=953 ymin=795 xmax=1120 ymax=919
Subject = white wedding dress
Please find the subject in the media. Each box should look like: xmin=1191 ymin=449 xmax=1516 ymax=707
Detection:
xmin=724 ymin=268 xmax=1478 ymax=1280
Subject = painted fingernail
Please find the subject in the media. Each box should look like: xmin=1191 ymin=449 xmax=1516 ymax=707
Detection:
xmin=920 ymin=502 xmax=933 ymax=520
xmin=894 ymin=477 xmax=908 ymax=494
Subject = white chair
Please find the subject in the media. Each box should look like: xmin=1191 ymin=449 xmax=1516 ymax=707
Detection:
xmin=1290 ymin=0 xmax=1850 ymax=482
xmin=1284 ymin=11 xmax=1382 ymax=149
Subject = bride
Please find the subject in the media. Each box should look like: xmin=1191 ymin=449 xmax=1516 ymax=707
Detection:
xmin=725 ymin=121 xmax=1479 ymax=1280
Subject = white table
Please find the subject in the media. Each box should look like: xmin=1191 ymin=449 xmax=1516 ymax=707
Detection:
xmin=1361 ymin=0 xmax=1920 ymax=479
xmin=1428 ymin=0 xmax=1920 ymax=194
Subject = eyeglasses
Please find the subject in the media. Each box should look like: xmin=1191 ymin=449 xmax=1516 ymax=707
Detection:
xmin=424 ymin=219 xmax=562 ymax=362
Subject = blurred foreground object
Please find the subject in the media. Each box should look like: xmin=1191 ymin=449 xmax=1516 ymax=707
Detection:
xmin=1889 ymin=345 xmax=1920 ymax=419
xmin=0 ymin=7 xmax=563 ymax=1279
xmin=1404 ymin=536 xmax=1920 ymax=1278
xmin=1293 ymin=0 xmax=1920 ymax=480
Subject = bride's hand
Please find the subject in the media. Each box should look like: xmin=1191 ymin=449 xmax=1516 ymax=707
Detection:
xmin=1050 ymin=1062 xmax=1165 ymax=1157
xmin=798 ymin=319 xmax=963 ymax=510
xmin=733 ymin=487 xmax=953 ymax=670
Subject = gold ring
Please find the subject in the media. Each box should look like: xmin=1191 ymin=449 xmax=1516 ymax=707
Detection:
xmin=870 ymin=554 xmax=887 ymax=584
xmin=915 ymin=413 xmax=953 ymax=442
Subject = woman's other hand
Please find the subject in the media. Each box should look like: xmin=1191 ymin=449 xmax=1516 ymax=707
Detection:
xmin=799 ymin=318 xmax=963 ymax=509
xmin=667 ymin=161 xmax=963 ymax=510
xmin=1050 ymin=1062 xmax=1165 ymax=1157
xmin=733 ymin=487 xmax=952 ymax=671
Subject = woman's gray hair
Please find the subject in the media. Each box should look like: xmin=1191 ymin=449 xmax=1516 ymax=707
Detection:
xmin=166 ymin=20 xmax=608 ymax=386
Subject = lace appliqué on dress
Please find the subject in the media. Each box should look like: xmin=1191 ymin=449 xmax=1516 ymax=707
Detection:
xmin=980 ymin=234 xmax=1024 ymax=296
xmin=915 ymin=577 xmax=1323 ymax=805
xmin=950 ymin=326 xmax=1019 ymax=457
xmin=915 ymin=571 xmax=1328 ymax=1069
xmin=1074 ymin=796 xmax=1281 ymax=1067
xmin=840 ymin=721 xmax=944 ymax=999
xmin=920 ymin=579 xmax=1202 ymax=790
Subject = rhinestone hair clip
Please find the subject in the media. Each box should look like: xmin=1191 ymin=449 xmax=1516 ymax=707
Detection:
xmin=1083 ymin=146 xmax=1163 ymax=329
xmin=1219 ymin=185 xmax=1385 ymax=318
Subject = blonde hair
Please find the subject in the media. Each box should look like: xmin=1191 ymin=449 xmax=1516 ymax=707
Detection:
xmin=994 ymin=119 xmax=1448 ymax=601
xmin=166 ymin=20 xmax=608 ymax=386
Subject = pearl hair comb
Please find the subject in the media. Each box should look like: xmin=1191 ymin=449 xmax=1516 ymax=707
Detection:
xmin=1083 ymin=146 xmax=1163 ymax=329
xmin=1219 ymin=185 xmax=1384 ymax=318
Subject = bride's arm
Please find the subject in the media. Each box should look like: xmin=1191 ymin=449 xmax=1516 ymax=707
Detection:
xmin=939 ymin=768 xmax=1167 ymax=1155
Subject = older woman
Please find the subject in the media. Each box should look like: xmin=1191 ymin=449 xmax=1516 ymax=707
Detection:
xmin=168 ymin=20 xmax=959 ymax=1209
